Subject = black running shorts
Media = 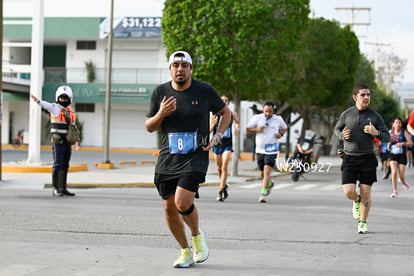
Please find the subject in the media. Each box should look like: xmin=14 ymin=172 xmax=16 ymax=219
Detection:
xmin=257 ymin=153 xmax=278 ymax=171
xmin=341 ymin=153 xmax=378 ymax=185
xmin=389 ymin=153 xmax=408 ymax=165
xmin=154 ymin=172 xmax=205 ymax=199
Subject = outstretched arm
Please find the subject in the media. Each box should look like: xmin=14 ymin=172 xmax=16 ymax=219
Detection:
xmin=31 ymin=94 xmax=40 ymax=104
xmin=31 ymin=94 xmax=60 ymax=116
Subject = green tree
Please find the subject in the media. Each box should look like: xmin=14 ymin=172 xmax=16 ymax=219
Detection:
xmin=356 ymin=54 xmax=377 ymax=89
xmin=289 ymin=18 xmax=360 ymax=154
xmin=162 ymin=0 xmax=310 ymax=174
xmin=162 ymin=0 xmax=309 ymax=98
xmin=370 ymin=89 xmax=400 ymax=128
xmin=85 ymin=61 xmax=96 ymax=83
xmin=292 ymin=19 xmax=358 ymax=108
xmin=357 ymin=54 xmax=399 ymax=128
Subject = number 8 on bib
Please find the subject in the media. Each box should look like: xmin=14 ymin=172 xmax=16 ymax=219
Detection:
xmin=168 ymin=131 xmax=197 ymax=154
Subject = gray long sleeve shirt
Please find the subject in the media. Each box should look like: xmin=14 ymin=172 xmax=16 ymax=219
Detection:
xmin=335 ymin=106 xmax=390 ymax=156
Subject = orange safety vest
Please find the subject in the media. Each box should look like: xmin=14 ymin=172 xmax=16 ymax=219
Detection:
xmin=50 ymin=107 xmax=76 ymax=134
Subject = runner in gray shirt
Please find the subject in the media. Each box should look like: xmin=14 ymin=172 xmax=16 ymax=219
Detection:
xmin=335 ymin=84 xmax=390 ymax=234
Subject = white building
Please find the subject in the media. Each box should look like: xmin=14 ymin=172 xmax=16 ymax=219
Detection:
xmin=2 ymin=0 xmax=301 ymax=152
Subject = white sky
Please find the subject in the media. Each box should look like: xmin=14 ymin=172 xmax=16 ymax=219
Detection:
xmin=310 ymin=0 xmax=414 ymax=85
xmin=5 ymin=0 xmax=414 ymax=84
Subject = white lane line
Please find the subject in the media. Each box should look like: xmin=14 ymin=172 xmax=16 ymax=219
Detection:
xmin=240 ymin=183 xmax=294 ymax=190
xmin=0 ymin=265 xmax=48 ymax=276
xmin=240 ymin=183 xmax=261 ymax=189
xmin=294 ymin=184 xmax=317 ymax=190
xmin=240 ymin=183 xmax=340 ymax=191
xmin=273 ymin=183 xmax=294 ymax=189
xmin=320 ymin=184 xmax=341 ymax=191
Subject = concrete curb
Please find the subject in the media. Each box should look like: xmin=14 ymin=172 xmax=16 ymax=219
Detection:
xmin=43 ymin=183 xmax=156 ymax=189
xmin=2 ymin=163 xmax=89 ymax=173
xmin=43 ymin=182 xmax=220 ymax=189
xmin=1 ymin=146 xmax=261 ymax=174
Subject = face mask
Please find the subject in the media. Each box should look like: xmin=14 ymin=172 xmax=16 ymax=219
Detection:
xmin=58 ymin=100 xmax=70 ymax=107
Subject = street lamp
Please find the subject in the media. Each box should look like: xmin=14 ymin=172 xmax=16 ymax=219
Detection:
xmin=102 ymin=0 xmax=114 ymax=166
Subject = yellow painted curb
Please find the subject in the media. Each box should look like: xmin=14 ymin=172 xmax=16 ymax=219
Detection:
xmin=94 ymin=162 xmax=115 ymax=169
xmin=43 ymin=183 xmax=156 ymax=189
xmin=2 ymin=163 xmax=89 ymax=173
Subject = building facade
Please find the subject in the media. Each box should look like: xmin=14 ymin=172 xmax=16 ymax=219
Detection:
xmin=3 ymin=16 xmax=168 ymax=148
xmin=2 ymin=1 xmax=301 ymax=152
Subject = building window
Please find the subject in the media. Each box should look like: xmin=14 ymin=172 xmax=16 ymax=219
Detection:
xmin=75 ymin=103 xmax=95 ymax=112
xmin=76 ymin=41 xmax=97 ymax=50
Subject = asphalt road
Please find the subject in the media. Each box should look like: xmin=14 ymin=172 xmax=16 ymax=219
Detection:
xmin=0 ymin=158 xmax=413 ymax=276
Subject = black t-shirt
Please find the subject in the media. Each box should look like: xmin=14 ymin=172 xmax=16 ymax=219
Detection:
xmin=147 ymin=79 xmax=225 ymax=175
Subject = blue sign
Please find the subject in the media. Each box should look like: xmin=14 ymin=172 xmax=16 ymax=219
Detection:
xmin=100 ymin=17 xmax=161 ymax=39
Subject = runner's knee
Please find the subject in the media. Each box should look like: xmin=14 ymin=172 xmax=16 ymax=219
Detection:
xmin=178 ymin=203 xmax=194 ymax=216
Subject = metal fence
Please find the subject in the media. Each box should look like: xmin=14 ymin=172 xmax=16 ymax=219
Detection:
xmin=3 ymin=67 xmax=171 ymax=85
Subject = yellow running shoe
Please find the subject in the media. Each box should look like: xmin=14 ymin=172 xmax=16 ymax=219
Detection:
xmin=173 ymin=248 xmax=194 ymax=268
xmin=352 ymin=198 xmax=361 ymax=220
xmin=192 ymin=228 xmax=209 ymax=263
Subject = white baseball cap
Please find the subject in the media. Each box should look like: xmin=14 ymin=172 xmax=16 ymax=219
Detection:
xmin=168 ymin=51 xmax=192 ymax=67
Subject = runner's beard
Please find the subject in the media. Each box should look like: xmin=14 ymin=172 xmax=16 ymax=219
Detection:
xmin=175 ymin=77 xmax=187 ymax=86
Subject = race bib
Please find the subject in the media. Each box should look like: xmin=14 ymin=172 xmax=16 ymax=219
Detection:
xmin=390 ymin=144 xmax=403 ymax=155
xmin=264 ymin=143 xmax=279 ymax=153
xmin=381 ymin=143 xmax=388 ymax=153
xmin=168 ymin=131 xmax=197 ymax=154
xmin=223 ymin=127 xmax=231 ymax=138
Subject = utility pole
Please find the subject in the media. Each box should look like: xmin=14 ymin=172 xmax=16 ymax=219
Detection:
xmin=335 ymin=5 xmax=371 ymax=38
xmin=102 ymin=0 xmax=114 ymax=167
xmin=364 ymin=41 xmax=392 ymax=87
xmin=397 ymin=87 xmax=414 ymax=118
xmin=27 ymin=0 xmax=44 ymax=164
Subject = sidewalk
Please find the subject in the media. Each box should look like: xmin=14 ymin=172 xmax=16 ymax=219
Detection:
xmin=0 ymin=151 xmax=342 ymax=190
